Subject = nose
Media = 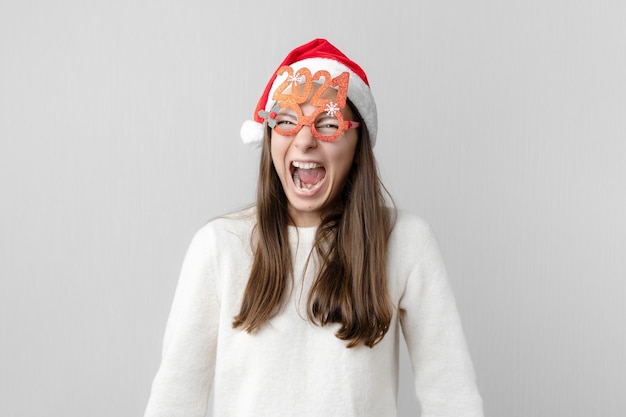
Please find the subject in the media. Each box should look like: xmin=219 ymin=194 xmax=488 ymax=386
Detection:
xmin=292 ymin=124 xmax=317 ymax=152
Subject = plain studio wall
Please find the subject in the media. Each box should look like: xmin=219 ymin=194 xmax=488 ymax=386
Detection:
xmin=1 ymin=1 xmax=624 ymax=416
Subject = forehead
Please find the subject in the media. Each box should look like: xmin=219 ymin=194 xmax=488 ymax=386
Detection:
xmin=287 ymin=82 xmax=339 ymax=102
xmin=278 ymin=85 xmax=353 ymax=118
xmin=270 ymin=65 xmax=350 ymax=109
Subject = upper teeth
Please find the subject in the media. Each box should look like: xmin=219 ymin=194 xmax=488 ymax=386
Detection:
xmin=292 ymin=161 xmax=321 ymax=169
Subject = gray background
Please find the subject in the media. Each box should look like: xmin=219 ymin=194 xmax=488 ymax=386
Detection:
xmin=1 ymin=1 xmax=625 ymax=416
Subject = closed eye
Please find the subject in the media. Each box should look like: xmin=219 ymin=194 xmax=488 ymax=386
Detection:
xmin=315 ymin=117 xmax=340 ymax=131
xmin=275 ymin=113 xmax=298 ymax=127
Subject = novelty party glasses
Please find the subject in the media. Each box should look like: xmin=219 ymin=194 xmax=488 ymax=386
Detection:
xmin=272 ymin=106 xmax=360 ymax=142
xmin=259 ymin=66 xmax=360 ymax=142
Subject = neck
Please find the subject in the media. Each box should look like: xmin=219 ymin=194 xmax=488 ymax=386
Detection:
xmin=288 ymin=209 xmax=321 ymax=227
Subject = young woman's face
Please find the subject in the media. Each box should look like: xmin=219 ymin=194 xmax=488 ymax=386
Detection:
xmin=270 ymin=85 xmax=358 ymax=227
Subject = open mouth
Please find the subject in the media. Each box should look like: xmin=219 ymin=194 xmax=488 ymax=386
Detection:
xmin=291 ymin=161 xmax=326 ymax=191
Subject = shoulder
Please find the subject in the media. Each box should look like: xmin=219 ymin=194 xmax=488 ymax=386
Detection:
xmin=386 ymin=210 xmax=449 ymax=300
xmin=388 ymin=209 xmax=442 ymax=265
xmin=390 ymin=209 xmax=437 ymax=245
xmin=191 ymin=206 xmax=257 ymax=249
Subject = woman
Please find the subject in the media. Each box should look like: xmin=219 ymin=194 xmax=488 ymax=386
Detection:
xmin=145 ymin=39 xmax=484 ymax=417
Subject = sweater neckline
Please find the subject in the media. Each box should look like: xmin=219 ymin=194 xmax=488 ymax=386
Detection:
xmin=288 ymin=224 xmax=317 ymax=245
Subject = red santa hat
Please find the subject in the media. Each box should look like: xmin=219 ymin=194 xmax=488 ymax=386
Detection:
xmin=240 ymin=38 xmax=377 ymax=147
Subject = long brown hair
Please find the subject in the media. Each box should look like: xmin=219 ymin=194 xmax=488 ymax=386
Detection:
xmin=233 ymin=103 xmax=396 ymax=348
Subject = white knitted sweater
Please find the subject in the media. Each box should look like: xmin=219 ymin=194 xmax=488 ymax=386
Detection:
xmin=144 ymin=208 xmax=484 ymax=417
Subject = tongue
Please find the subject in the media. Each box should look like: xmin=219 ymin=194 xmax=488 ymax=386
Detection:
xmin=295 ymin=167 xmax=325 ymax=185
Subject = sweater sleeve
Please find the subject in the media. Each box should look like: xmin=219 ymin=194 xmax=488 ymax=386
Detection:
xmin=144 ymin=225 xmax=220 ymax=417
xmin=398 ymin=221 xmax=484 ymax=417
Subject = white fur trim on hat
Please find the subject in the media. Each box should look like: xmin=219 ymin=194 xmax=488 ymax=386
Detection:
xmin=240 ymin=120 xmax=264 ymax=148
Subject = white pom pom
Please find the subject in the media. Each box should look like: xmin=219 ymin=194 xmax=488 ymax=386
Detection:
xmin=240 ymin=120 xmax=265 ymax=148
